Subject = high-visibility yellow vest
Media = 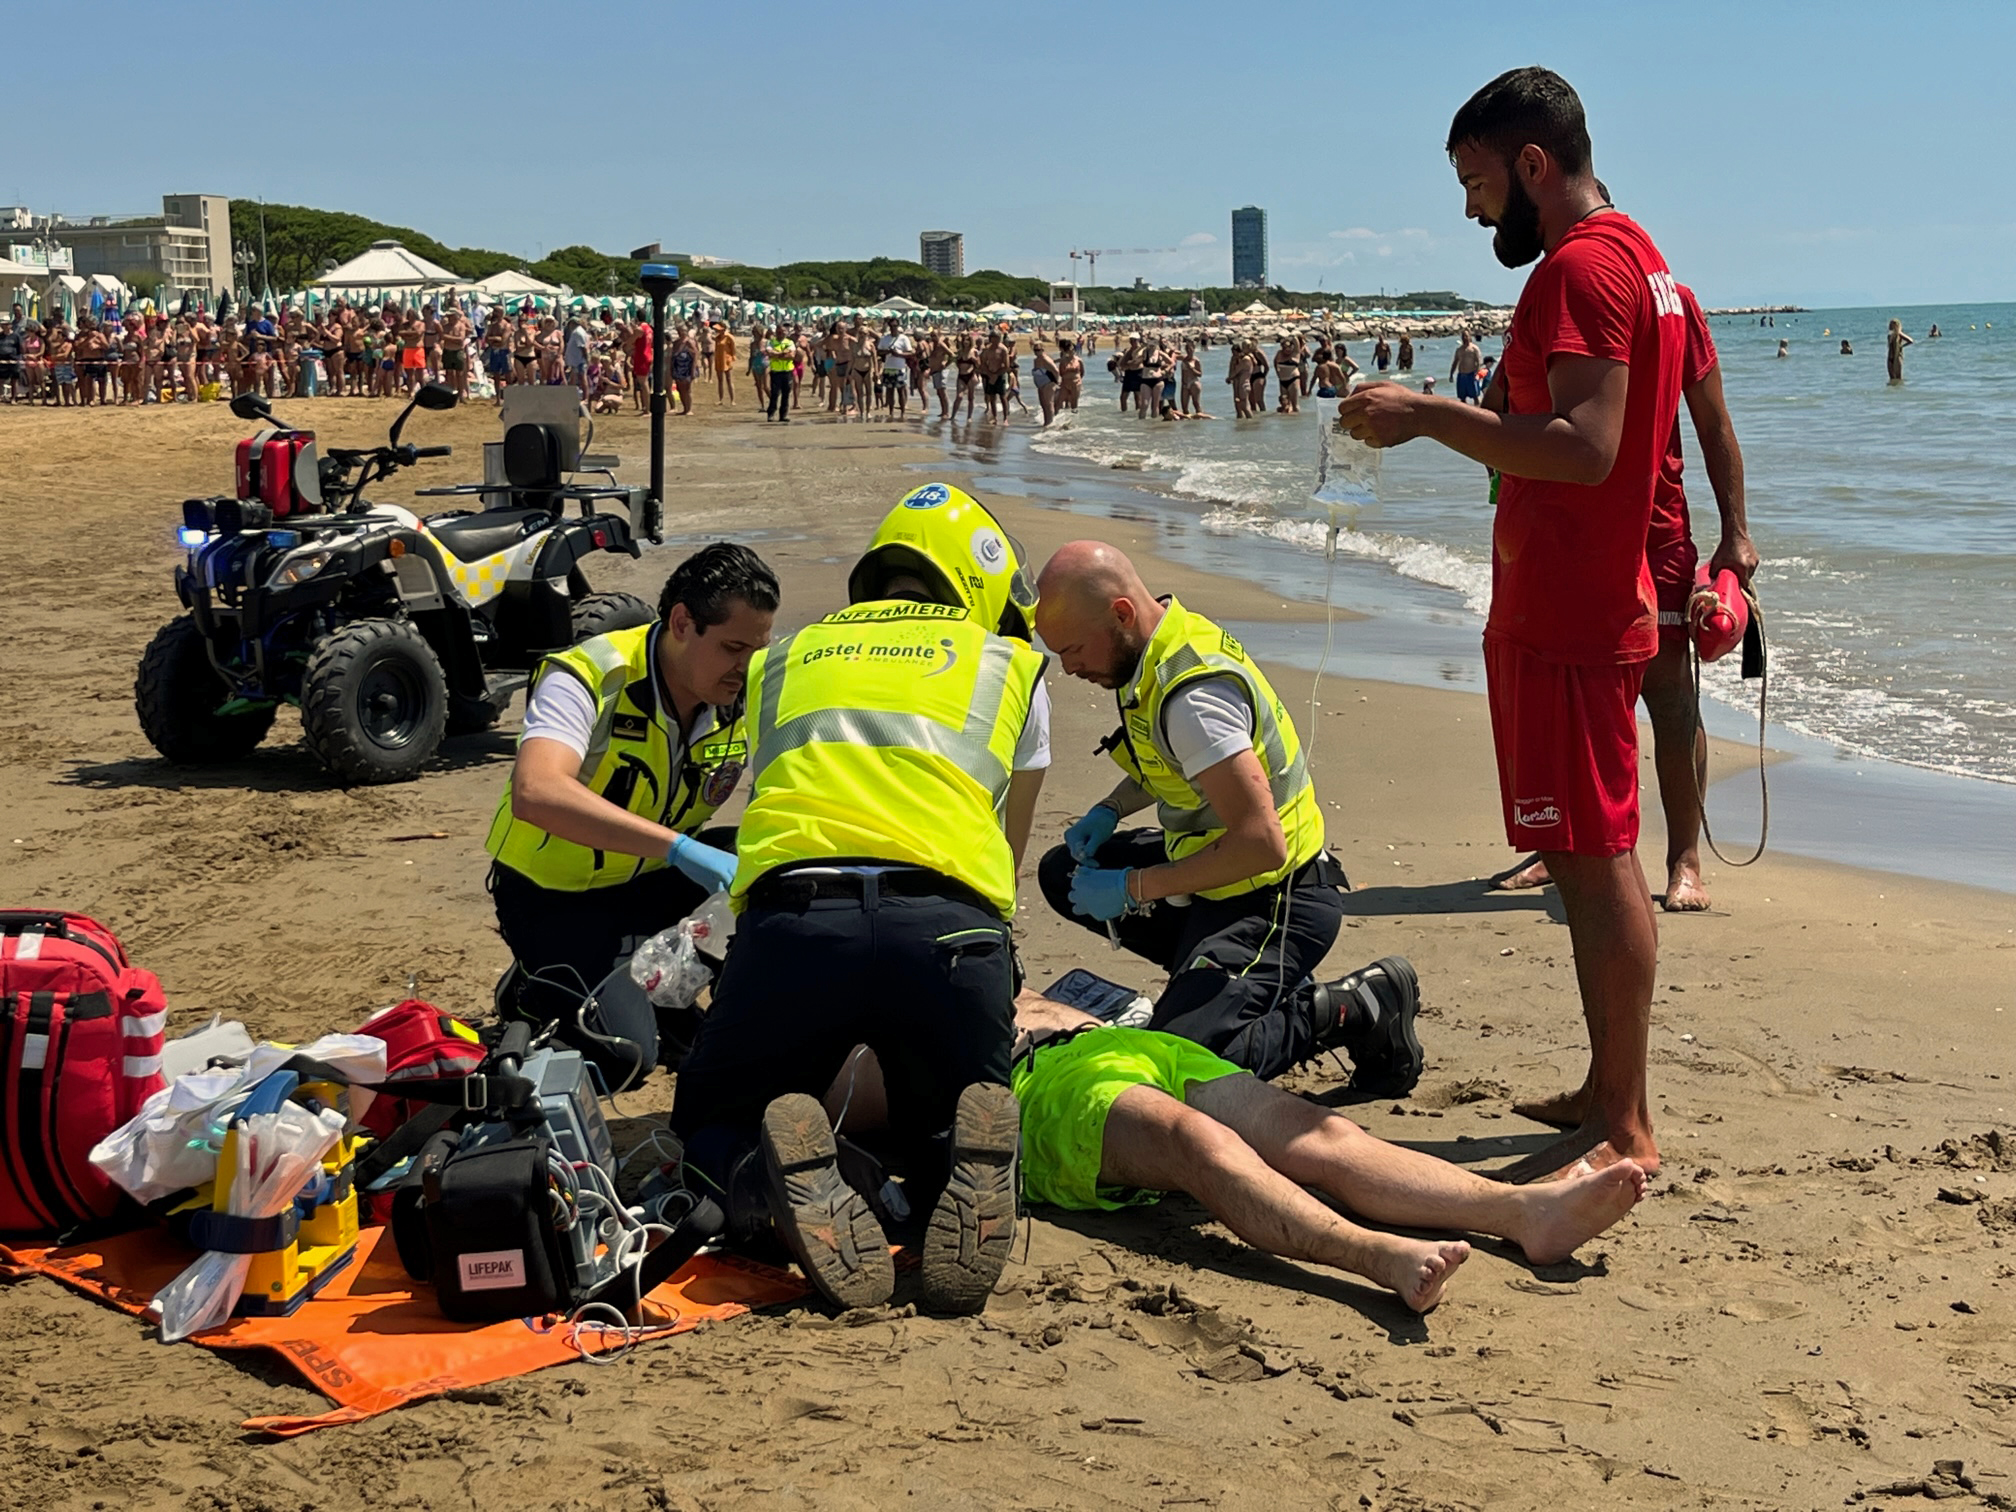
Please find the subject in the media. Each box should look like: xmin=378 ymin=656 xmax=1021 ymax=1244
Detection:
xmin=731 ymin=600 xmax=1045 ymax=918
xmin=1105 ymin=596 xmax=1324 ymax=899
xmin=767 ymin=341 xmax=795 ymax=373
xmin=486 ymin=623 xmax=749 ymax=891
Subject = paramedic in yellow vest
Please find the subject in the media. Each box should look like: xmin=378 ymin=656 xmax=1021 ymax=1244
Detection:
xmin=1033 ymin=540 xmax=1423 ymax=1092
xmin=671 ymin=483 xmax=1048 ymax=1318
xmin=487 ymin=543 xmax=779 ymax=1082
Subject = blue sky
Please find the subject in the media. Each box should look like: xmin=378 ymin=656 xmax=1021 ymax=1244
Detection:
xmin=13 ymin=0 xmax=2010 ymax=308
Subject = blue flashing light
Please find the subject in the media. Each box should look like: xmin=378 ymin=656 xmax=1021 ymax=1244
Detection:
xmin=640 ymin=262 xmax=681 ymax=281
xmin=268 ymin=530 xmax=300 ymax=550
xmin=177 ymin=526 xmax=209 ymax=548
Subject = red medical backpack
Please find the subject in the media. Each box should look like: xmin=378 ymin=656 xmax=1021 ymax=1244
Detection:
xmin=350 ymin=999 xmax=489 ymax=1139
xmin=0 ymin=911 xmax=168 ymax=1235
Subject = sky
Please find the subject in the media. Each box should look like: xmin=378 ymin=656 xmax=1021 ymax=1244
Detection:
xmin=12 ymin=0 xmax=2012 ymax=309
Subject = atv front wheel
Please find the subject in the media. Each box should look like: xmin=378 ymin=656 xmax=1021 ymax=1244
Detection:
xmin=570 ymin=592 xmax=654 ymax=643
xmin=134 ymin=615 xmax=276 ymax=764
xmin=301 ymin=620 xmax=448 ymax=784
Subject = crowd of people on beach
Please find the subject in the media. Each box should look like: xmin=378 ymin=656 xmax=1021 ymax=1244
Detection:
xmin=0 ymin=297 xmax=738 ymax=415
xmin=0 ymin=289 xmax=1511 ymax=430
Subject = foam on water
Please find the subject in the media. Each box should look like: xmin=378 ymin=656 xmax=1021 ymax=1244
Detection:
xmin=1022 ymin=308 xmax=2016 ymax=786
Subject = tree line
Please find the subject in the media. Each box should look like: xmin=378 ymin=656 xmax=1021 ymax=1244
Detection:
xmin=229 ymin=203 xmax=1491 ymax=314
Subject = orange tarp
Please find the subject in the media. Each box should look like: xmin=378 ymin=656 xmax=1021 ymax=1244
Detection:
xmin=0 ymin=1224 xmax=805 ymax=1435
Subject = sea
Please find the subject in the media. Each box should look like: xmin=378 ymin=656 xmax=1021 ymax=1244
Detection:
xmin=929 ymin=302 xmax=2016 ymax=893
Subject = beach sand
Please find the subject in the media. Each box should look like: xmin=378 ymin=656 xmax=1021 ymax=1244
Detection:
xmin=1 ymin=397 xmax=2011 ymax=1511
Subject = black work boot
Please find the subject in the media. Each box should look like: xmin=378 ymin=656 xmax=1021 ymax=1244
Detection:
xmin=1309 ymin=956 xmax=1424 ymax=1097
xmin=759 ymin=1093 xmax=894 ymax=1310
xmin=919 ymin=1083 xmax=1020 ymax=1315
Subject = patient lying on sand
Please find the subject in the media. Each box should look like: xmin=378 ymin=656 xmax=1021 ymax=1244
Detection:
xmin=826 ymin=991 xmax=1646 ymax=1313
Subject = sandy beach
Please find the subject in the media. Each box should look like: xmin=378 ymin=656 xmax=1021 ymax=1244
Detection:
xmin=2 ymin=396 xmax=2012 ymax=1511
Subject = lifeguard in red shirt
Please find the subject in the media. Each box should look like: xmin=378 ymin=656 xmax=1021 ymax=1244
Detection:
xmin=1337 ymin=66 xmax=1681 ymax=1181
xmin=1491 ymin=280 xmax=1759 ymax=912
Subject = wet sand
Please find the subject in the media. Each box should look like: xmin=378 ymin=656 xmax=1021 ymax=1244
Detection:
xmin=1 ymin=395 xmax=2012 ymax=1511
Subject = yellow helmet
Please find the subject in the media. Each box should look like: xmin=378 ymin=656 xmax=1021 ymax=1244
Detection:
xmin=848 ymin=483 xmax=1038 ymax=642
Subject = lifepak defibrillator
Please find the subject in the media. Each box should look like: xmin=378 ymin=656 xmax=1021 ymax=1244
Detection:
xmin=381 ymin=1022 xmax=718 ymax=1323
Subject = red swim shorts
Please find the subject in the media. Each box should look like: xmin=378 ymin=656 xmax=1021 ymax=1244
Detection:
xmin=1648 ymin=531 xmax=1700 ymax=644
xmin=1485 ymin=637 xmax=1645 ymax=857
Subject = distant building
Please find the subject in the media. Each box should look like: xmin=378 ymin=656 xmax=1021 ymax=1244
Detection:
xmin=919 ymin=230 xmax=965 ymax=279
xmin=1231 ymin=206 xmax=1267 ymax=288
xmin=50 ymin=194 xmax=232 ymax=299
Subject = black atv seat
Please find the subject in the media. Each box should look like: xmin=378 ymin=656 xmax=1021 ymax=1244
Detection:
xmin=427 ymin=508 xmax=549 ymax=562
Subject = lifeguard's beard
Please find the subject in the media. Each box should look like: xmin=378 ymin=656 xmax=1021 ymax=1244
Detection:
xmin=1489 ymin=172 xmax=1546 ymax=268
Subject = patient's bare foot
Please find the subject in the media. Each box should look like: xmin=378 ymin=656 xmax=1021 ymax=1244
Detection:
xmin=1511 ymin=1159 xmax=1647 ymax=1264
xmin=1361 ymin=1235 xmax=1470 ymax=1312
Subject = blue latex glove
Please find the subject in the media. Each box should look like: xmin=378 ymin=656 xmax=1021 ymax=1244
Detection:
xmin=1069 ymin=864 xmax=1135 ymax=922
xmin=666 ymin=834 xmax=737 ymax=893
xmin=1064 ymin=802 xmax=1119 ymax=863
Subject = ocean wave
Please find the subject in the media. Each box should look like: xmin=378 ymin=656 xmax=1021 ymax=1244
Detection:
xmin=1023 ymin=389 xmax=2016 ymax=787
xmin=1201 ymin=506 xmax=1496 ymax=617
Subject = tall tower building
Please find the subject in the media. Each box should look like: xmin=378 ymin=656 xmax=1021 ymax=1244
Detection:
xmin=919 ymin=230 xmax=965 ymax=278
xmin=1231 ymin=206 xmax=1268 ymax=288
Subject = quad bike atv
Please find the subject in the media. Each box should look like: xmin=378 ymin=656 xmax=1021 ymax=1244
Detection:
xmin=136 ymin=383 xmax=662 ymax=784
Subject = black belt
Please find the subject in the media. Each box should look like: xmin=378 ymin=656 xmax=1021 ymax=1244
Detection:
xmin=747 ymin=866 xmax=1000 ymax=920
xmin=1296 ymin=849 xmax=1352 ymax=893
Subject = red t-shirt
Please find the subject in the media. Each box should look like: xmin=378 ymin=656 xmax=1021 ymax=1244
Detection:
xmin=1490 ymin=212 xmax=1686 ymax=665
xmin=631 ymin=327 xmax=654 ymax=374
xmin=1647 ymin=285 xmax=1719 ymax=555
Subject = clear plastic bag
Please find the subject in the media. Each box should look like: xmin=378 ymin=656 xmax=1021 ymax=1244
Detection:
xmin=91 ymin=1034 xmax=386 ymax=1205
xmin=152 ymin=1102 xmax=345 ymax=1342
xmin=151 ymin=1249 xmax=251 ymax=1342
xmin=1314 ymin=413 xmax=1381 ymax=517
xmin=628 ymin=894 xmax=734 ymax=1010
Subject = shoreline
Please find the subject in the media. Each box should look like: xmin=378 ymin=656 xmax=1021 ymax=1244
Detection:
xmin=919 ymin=406 xmax=2016 ymax=894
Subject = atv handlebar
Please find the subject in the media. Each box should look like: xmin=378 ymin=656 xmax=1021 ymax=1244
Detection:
xmin=317 ymin=441 xmax=452 ymax=511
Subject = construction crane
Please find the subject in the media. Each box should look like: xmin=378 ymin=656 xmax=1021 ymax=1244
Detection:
xmin=1068 ymin=246 xmax=1178 ymax=287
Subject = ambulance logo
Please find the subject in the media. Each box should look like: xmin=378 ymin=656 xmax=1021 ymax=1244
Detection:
xmin=903 ymin=484 xmax=951 ymax=509
xmin=923 ymin=638 xmax=959 ymax=678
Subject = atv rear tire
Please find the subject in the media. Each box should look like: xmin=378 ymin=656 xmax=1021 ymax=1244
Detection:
xmin=301 ymin=620 xmax=448 ymax=784
xmin=571 ymin=592 xmax=654 ymax=643
xmin=134 ymin=615 xmax=276 ymax=764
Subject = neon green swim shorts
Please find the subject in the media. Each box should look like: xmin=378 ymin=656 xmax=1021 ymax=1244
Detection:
xmin=1011 ymin=1026 xmax=1243 ymax=1211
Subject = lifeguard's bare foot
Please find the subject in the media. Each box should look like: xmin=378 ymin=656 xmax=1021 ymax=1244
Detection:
xmin=1507 ymin=1131 xmax=1663 ymax=1186
xmin=1364 ymin=1236 xmax=1471 ymax=1312
xmin=1511 ymin=1086 xmax=1589 ymax=1128
xmin=1488 ymin=856 xmax=1552 ymax=891
xmin=1513 ymin=1159 xmax=1648 ymax=1263
xmin=1663 ymin=861 xmax=1711 ymax=911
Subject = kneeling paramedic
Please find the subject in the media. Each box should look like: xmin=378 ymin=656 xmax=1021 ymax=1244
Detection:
xmin=670 ymin=483 xmax=1050 ymax=1315
xmin=1033 ymin=540 xmax=1422 ymax=1090
xmin=486 ymin=543 xmax=779 ymax=1087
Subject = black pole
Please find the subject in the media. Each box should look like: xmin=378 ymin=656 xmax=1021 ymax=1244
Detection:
xmin=638 ymin=262 xmax=679 ymax=544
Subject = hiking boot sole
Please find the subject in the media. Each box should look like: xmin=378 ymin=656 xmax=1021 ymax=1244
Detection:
xmin=1351 ymin=955 xmax=1424 ymax=1098
xmin=920 ymin=1083 xmax=1020 ymax=1315
xmin=760 ymin=1093 xmax=894 ymax=1311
